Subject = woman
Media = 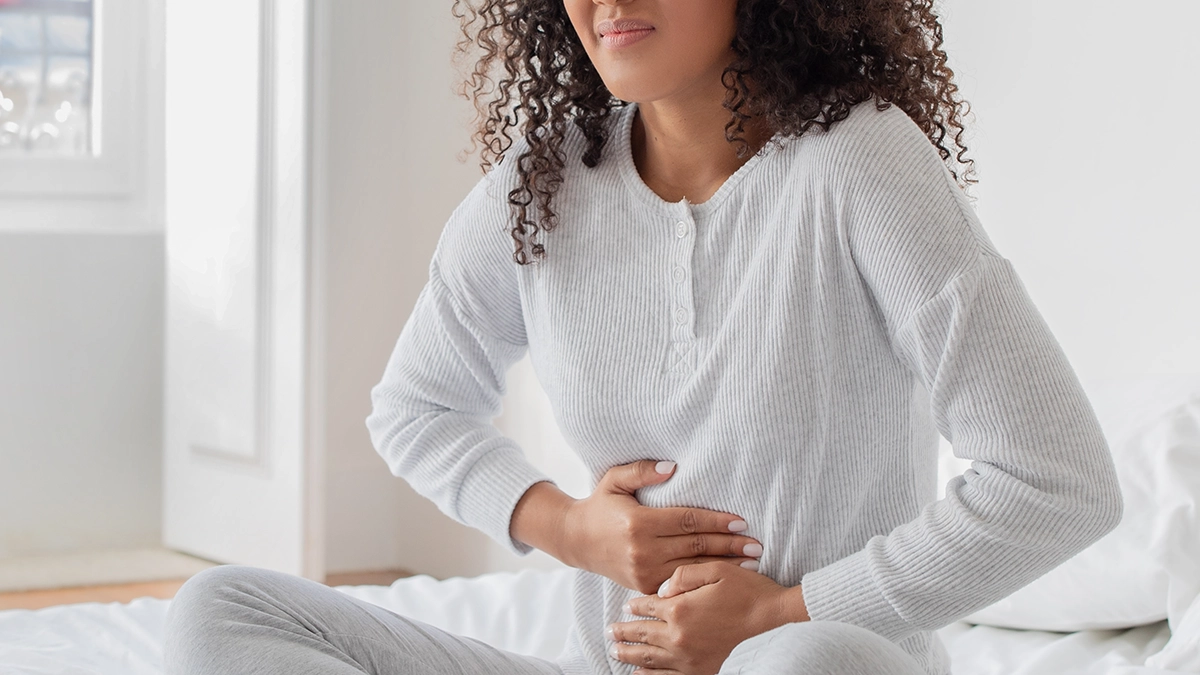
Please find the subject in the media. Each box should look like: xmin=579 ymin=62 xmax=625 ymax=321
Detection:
xmin=163 ymin=1 xmax=1124 ymax=674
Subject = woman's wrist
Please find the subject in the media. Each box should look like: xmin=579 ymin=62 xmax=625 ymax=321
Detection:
xmin=754 ymin=583 xmax=810 ymax=633
xmin=778 ymin=584 xmax=810 ymax=624
xmin=510 ymin=480 xmax=579 ymax=566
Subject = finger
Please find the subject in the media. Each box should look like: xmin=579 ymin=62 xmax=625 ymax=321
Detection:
xmin=603 ymin=460 xmax=676 ymax=495
xmin=631 ymin=670 xmax=683 ymax=675
xmin=661 ymin=560 xmax=728 ymax=598
xmin=662 ymin=555 xmax=761 ymax=572
xmin=659 ymin=532 xmax=763 ymax=560
xmin=608 ymin=639 xmax=676 ymax=671
xmin=607 ymin=619 xmax=669 ymax=647
xmin=649 ymin=506 xmax=749 ymax=536
xmin=625 ymin=594 xmax=664 ymax=619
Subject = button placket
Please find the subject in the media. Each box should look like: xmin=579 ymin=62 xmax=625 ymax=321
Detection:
xmin=668 ymin=206 xmax=698 ymax=373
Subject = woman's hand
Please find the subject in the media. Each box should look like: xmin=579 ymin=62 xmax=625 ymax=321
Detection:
xmin=563 ymin=461 xmax=764 ymax=595
xmin=606 ymin=561 xmax=810 ymax=675
xmin=526 ymin=460 xmax=764 ymax=595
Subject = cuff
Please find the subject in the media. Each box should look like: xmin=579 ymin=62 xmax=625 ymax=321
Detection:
xmin=799 ymin=542 xmax=913 ymax=643
xmin=455 ymin=443 xmax=557 ymax=556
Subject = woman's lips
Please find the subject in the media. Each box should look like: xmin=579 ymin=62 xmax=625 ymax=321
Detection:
xmin=600 ymin=28 xmax=654 ymax=49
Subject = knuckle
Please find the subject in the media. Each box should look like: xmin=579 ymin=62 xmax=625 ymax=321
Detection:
xmin=641 ymin=652 xmax=656 ymax=667
xmin=619 ymin=514 xmax=638 ymax=536
xmin=690 ymin=533 xmax=706 ymax=555
xmin=679 ymin=509 xmax=698 ymax=534
xmin=624 ymin=542 xmax=643 ymax=564
xmin=627 ymin=545 xmax=647 ymax=566
xmin=667 ymin=599 xmax=687 ymax=621
xmin=635 ymin=461 xmax=654 ymax=480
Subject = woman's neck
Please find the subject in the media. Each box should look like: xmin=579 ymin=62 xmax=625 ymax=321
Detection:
xmin=631 ymin=93 xmax=773 ymax=205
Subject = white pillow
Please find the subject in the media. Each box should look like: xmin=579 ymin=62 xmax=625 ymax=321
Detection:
xmin=945 ymin=375 xmax=1200 ymax=632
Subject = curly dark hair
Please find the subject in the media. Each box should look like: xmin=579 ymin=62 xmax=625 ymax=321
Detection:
xmin=451 ymin=0 xmax=977 ymax=265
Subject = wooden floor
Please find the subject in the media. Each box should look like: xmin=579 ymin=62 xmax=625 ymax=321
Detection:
xmin=0 ymin=569 xmax=413 ymax=611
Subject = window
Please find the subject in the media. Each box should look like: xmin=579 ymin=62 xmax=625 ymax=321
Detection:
xmin=0 ymin=0 xmax=156 ymax=222
xmin=0 ymin=0 xmax=96 ymax=156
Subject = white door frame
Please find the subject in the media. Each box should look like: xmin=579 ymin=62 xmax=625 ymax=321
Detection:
xmin=162 ymin=0 xmax=324 ymax=580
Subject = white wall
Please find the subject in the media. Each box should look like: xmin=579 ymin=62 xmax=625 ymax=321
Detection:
xmin=317 ymin=0 xmax=595 ymax=578
xmin=316 ymin=1 xmax=579 ymax=578
xmin=939 ymin=0 xmax=1200 ymax=381
xmin=0 ymin=234 xmax=164 ymax=558
xmin=0 ymin=0 xmax=166 ymax=561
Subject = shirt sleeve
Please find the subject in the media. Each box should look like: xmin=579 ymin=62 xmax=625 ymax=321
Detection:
xmin=797 ymin=104 xmax=1124 ymax=642
xmin=365 ymin=167 xmax=556 ymax=557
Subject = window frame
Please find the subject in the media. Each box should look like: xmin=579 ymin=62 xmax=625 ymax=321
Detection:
xmin=0 ymin=0 xmax=159 ymax=231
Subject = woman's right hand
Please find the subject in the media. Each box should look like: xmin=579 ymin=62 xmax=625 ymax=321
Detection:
xmin=557 ymin=460 xmax=762 ymax=595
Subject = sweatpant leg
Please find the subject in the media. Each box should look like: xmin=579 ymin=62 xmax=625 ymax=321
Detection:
xmin=718 ymin=621 xmax=927 ymax=675
xmin=162 ymin=564 xmax=564 ymax=675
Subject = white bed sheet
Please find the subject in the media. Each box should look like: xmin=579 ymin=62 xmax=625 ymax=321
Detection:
xmin=0 ymin=568 xmax=1191 ymax=675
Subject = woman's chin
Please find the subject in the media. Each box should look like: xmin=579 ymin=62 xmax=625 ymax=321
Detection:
xmin=593 ymin=75 xmax=666 ymax=106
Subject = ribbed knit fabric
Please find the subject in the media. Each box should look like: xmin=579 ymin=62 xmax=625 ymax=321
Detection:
xmin=366 ymin=99 xmax=1124 ymax=675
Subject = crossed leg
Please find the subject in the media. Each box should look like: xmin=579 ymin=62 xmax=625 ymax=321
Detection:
xmin=719 ymin=621 xmax=929 ymax=675
xmin=164 ymin=564 xmax=927 ymax=675
xmin=162 ymin=565 xmax=564 ymax=675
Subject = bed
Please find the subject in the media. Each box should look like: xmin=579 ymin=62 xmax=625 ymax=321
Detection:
xmin=2 ymin=376 xmax=1197 ymax=674
xmin=0 ymin=567 xmax=1191 ymax=675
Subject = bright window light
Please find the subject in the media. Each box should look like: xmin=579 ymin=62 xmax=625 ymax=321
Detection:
xmin=0 ymin=0 xmax=96 ymax=156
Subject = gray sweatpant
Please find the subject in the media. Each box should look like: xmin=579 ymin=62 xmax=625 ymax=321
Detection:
xmin=163 ymin=565 xmax=928 ymax=675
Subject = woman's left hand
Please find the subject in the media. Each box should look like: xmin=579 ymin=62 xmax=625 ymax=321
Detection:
xmin=606 ymin=561 xmax=810 ymax=675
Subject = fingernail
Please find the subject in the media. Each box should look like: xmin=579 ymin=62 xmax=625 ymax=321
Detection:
xmin=622 ymin=602 xmax=632 ymax=614
xmin=657 ymin=578 xmax=671 ymax=597
xmin=740 ymin=559 xmax=760 ymax=571
xmin=728 ymin=519 xmax=748 ymax=532
xmin=655 ymin=461 xmax=676 ymax=474
xmin=608 ymin=642 xmax=620 ymax=659
xmin=743 ymin=543 xmax=763 ymax=557
xmin=605 ymin=624 xmax=615 ymax=640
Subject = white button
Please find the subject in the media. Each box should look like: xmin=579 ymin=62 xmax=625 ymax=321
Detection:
xmin=675 ymin=221 xmax=689 ymax=238
xmin=674 ymin=308 xmax=688 ymax=325
xmin=672 ymin=266 xmax=686 ymax=282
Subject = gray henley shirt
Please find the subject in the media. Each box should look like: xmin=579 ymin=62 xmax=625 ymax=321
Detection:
xmin=366 ymin=99 xmax=1124 ymax=675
